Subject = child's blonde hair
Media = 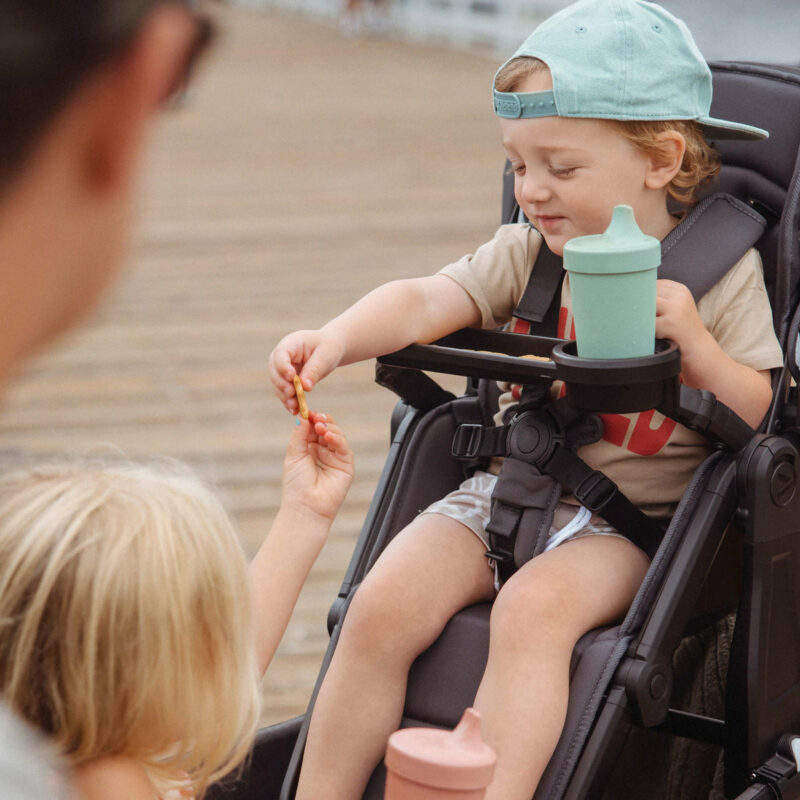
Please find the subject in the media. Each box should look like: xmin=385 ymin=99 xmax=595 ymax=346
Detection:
xmin=495 ymin=57 xmax=720 ymax=208
xmin=0 ymin=459 xmax=260 ymax=796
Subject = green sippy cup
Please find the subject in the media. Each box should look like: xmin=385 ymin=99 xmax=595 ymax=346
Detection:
xmin=563 ymin=205 xmax=661 ymax=359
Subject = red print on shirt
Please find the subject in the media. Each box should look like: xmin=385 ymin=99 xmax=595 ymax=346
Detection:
xmin=555 ymin=306 xmax=676 ymax=456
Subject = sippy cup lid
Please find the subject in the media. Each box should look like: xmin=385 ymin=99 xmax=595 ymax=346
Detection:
xmin=564 ymin=205 xmax=661 ymax=274
xmin=385 ymin=708 xmax=496 ymax=790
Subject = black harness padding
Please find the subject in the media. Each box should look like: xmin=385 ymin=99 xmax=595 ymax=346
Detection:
xmin=454 ymin=193 xmax=766 ymax=584
xmin=486 ymin=459 xmax=562 ymax=584
xmin=659 ymin=193 xmax=767 ymax=303
xmin=512 ymin=240 xmax=565 ymax=337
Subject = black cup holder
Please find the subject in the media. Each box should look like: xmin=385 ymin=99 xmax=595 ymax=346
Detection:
xmin=551 ymin=339 xmax=681 ymax=413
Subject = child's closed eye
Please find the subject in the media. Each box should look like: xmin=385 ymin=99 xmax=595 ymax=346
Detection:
xmin=549 ymin=165 xmax=577 ymax=177
xmin=505 ymin=162 xmax=526 ymax=177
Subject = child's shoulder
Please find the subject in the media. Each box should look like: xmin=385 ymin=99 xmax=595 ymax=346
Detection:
xmin=480 ymin=222 xmax=543 ymax=264
xmin=494 ymin=221 xmax=542 ymax=245
xmin=700 ymin=246 xmax=766 ymax=310
xmin=72 ymin=756 xmax=157 ymax=800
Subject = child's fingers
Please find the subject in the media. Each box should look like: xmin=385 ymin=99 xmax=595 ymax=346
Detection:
xmin=274 ymin=386 xmax=299 ymax=414
xmin=306 ymin=412 xmax=350 ymax=455
xmin=268 ymin=347 xmax=295 ymax=387
xmin=285 ymin=416 xmax=313 ymax=458
xmin=310 ymin=413 xmax=346 ymax=441
xmin=299 ymin=338 xmax=342 ymax=390
xmin=314 ymin=425 xmax=352 ymax=461
xmin=316 ymin=420 xmax=345 ymax=444
xmin=321 ymin=430 xmax=350 ymax=456
xmin=308 ymin=411 xmax=334 ymax=426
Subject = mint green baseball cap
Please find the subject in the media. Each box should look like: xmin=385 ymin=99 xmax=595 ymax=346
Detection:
xmin=493 ymin=0 xmax=768 ymax=141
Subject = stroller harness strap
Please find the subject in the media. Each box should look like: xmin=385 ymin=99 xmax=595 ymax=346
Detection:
xmin=455 ymin=397 xmax=663 ymax=583
xmin=456 ymin=193 xmax=766 ymax=584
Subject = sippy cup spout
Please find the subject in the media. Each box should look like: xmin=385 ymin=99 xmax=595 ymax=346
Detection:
xmin=452 ymin=708 xmax=484 ymax=749
xmin=604 ymin=205 xmax=639 ymax=242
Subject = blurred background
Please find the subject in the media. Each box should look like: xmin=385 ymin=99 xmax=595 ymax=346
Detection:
xmin=0 ymin=0 xmax=796 ymax=728
xmin=249 ymin=0 xmax=800 ymax=64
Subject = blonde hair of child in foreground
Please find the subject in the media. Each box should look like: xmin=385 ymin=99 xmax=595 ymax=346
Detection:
xmin=0 ymin=411 xmax=353 ymax=800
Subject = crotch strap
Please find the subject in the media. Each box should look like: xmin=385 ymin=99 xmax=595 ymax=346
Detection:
xmin=453 ymin=399 xmax=663 ymax=585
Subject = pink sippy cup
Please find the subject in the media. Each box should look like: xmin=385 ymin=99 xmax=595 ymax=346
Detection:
xmin=384 ymin=708 xmax=496 ymax=799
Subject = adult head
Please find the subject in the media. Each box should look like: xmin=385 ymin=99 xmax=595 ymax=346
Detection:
xmin=0 ymin=3 xmax=213 ymax=794
xmin=0 ymin=0 xmax=211 ymax=385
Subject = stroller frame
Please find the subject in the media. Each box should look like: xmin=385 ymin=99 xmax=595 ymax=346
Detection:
xmin=210 ymin=60 xmax=800 ymax=800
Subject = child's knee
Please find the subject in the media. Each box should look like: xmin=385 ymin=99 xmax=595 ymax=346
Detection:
xmin=490 ymin=568 xmax=573 ymax=645
xmin=338 ymin=573 xmax=417 ymax=658
xmin=343 ymin=578 xmax=394 ymax=633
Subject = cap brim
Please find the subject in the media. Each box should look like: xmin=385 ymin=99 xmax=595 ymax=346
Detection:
xmin=697 ymin=116 xmax=769 ymax=141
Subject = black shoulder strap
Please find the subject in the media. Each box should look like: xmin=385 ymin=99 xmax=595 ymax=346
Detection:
xmin=510 ymin=192 xmax=767 ymax=336
xmin=659 ymin=192 xmax=767 ymax=302
xmin=512 ymin=238 xmax=565 ymax=335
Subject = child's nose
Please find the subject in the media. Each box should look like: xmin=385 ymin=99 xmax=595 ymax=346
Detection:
xmin=518 ymin=173 xmax=551 ymax=205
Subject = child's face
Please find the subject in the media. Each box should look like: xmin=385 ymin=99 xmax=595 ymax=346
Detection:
xmin=499 ymin=71 xmax=662 ymax=256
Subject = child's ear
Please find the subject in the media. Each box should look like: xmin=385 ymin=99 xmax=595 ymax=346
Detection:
xmin=644 ymin=131 xmax=686 ymax=190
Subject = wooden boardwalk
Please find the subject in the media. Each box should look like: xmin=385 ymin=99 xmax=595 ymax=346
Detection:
xmin=0 ymin=7 xmax=501 ymax=726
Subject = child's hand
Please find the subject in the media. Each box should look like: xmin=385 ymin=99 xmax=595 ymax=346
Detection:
xmin=269 ymin=331 xmax=346 ymax=414
xmin=281 ymin=411 xmax=354 ymax=523
xmin=655 ymin=280 xmax=712 ymax=362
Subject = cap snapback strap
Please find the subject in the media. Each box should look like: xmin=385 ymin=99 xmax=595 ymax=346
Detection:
xmin=494 ymin=89 xmax=557 ymax=119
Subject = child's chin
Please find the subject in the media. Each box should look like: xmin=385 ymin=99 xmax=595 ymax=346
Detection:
xmin=541 ymin=233 xmax=566 ymax=257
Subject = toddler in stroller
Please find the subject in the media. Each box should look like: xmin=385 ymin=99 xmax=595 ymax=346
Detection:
xmin=268 ymin=1 xmax=782 ymax=798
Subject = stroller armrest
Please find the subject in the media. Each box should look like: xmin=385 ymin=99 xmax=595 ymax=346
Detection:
xmin=377 ymin=328 xmax=561 ymax=384
xmin=666 ymin=384 xmax=757 ymax=452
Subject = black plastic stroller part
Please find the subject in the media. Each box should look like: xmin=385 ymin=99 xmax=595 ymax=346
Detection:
xmin=377 ymin=332 xmax=800 ymax=800
xmin=211 ymin=61 xmax=800 ymax=800
xmin=206 ymin=717 xmax=303 ymax=800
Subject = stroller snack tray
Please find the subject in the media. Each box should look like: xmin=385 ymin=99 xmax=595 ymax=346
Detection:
xmin=378 ymin=328 xmax=682 ymax=415
xmin=378 ymin=329 xmax=756 ymax=451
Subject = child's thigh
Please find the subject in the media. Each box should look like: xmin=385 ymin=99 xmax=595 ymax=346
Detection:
xmin=494 ymin=535 xmax=650 ymax=640
xmin=351 ymin=512 xmax=496 ymax=633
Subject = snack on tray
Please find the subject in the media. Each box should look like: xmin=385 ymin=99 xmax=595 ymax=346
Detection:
xmin=292 ymin=375 xmax=309 ymax=419
xmin=483 ymin=351 xmax=553 ymax=363
xmin=521 ymin=354 xmax=553 ymax=363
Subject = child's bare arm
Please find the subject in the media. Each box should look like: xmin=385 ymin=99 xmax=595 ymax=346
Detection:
xmin=249 ymin=412 xmax=354 ymax=676
xmin=656 ymin=280 xmax=773 ymax=429
xmin=269 ymin=274 xmax=480 ymax=413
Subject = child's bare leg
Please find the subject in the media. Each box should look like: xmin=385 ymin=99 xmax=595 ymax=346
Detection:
xmin=296 ymin=513 xmax=495 ymax=800
xmin=475 ymin=535 xmax=650 ymax=800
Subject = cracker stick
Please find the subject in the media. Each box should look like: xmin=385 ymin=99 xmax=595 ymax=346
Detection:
xmin=292 ymin=375 xmax=309 ymax=419
xmin=521 ymin=354 xmax=553 ymax=363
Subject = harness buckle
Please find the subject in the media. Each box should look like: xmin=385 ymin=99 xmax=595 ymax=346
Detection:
xmin=451 ymin=424 xmax=485 ymax=459
xmin=574 ymin=470 xmax=618 ymax=513
xmin=507 ymin=410 xmax=563 ymax=466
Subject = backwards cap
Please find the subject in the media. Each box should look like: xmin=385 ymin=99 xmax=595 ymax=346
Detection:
xmin=492 ymin=0 xmax=768 ymax=141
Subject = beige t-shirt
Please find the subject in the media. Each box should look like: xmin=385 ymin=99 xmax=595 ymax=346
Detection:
xmin=439 ymin=223 xmax=784 ymax=516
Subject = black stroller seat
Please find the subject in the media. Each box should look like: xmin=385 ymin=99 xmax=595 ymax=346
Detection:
xmin=210 ymin=61 xmax=800 ymax=800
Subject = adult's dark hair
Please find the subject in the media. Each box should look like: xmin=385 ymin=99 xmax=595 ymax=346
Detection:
xmin=0 ymin=0 xmax=168 ymax=185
